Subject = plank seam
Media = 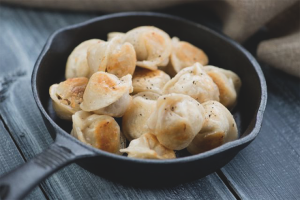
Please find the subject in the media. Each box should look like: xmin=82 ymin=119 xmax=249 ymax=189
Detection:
xmin=216 ymin=170 xmax=241 ymax=200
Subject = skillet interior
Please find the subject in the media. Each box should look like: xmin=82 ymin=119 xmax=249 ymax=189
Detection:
xmin=33 ymin=12 xmax=266 ymax=185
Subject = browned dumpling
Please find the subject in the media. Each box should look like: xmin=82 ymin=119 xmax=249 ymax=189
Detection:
xmin=49 ymin=77 xmax=88 ymax=120
xmin=132 ymin=68 xmax=170 ymax=94
xmin=166 ymin=37 xmax=209 ymax=76
xmin=120 ymin=26 xmax=172 ymax=70
xmin=87 ymin=36 xmax=136 ymax=78
xmin=204 ymin=66 xmax=242 ymax=109
xmin=163 ymin=63 xmax=220 ymax=103
xmin=120 ymin=133 xmax=175 ymax=159
xmin=71 ymin=111 xmax=123 ymax=154
xmin=80 ymin=72 xmax=133 ymax=117
xmin=148 ymin=93 xmax=205 ymax=150
xmin=187 ymin=101 xmax=238 ymax=154
xmin=122 ymin=92 xmax=160 ymax=141
xmin=65 ymin=39 xmax=102 ymax=79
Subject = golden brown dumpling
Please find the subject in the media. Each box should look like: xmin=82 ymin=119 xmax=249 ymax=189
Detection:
xmin=65 ymin=39 xmax=102 ymax=79
xmin=87 ymin=36 xmax=136 ymax=78
xmin=49 ymin=77 xmax=88 ymax=120
xmin=132 ymin=68 xmax=170 ymax=94
xmin=80 ymin=72 xmax=133 ymax=117
xmin=71 ymin=111 xmax=122 ymax=154
xmin=163 ymin=63 xmax=220 ymax=103
xmin=187 ymin=101 xmax=238 ymax=154
xmin=147 ymin=93 xmax=205 ymax=150
xmin=121 ymin=26 xmax=172 ymax=70
xmin=122 ymin=92 xmax=160 ymax=141
xmin=120 ymin=133 xmax=175 ymax=159
xmin=204 ymin=66 xmax=242 ymax=109
xmin=166 ymin=37 xmax=209 ymax=76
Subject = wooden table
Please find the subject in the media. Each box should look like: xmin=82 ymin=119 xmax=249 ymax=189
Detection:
xmin=0 ymin=4 xmax=299 ymax=200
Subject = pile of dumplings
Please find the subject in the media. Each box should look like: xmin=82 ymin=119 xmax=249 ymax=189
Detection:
xmin=49 ymin=26 xmax=242 ymax=160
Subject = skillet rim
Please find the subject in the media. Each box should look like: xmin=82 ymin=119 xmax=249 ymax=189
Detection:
xmin=31 ymin=12 xmax=267 ymax=164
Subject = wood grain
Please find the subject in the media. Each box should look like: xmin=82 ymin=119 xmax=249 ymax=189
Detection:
xmin=0 ymin=118 xmax=46 ymax=200
xmin=221 ymin=66 xmax=300 ymax=199
xmin=0 ymin=5 xmax=236 ymax=200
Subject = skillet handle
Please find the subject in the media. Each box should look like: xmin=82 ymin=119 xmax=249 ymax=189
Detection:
xmin=0 ymin=135 xmax=93 ymax=200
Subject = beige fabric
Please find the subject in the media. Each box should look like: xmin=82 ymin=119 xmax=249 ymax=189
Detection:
xmin=3 ymin=0 xmax=299 ymax=77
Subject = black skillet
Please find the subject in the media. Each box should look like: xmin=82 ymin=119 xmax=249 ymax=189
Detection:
xmin=0 ymin=12 xmax=267 ymax=200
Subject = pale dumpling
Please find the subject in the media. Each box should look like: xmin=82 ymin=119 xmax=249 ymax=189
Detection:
xmin=87 ymin=36 xmax=136 ymax=78
xmin=71 ymin=111 xmax=122 ymax=154
xmin=121 ymin=26 xmax=172 ymax=70
xmin=120 ymin=133 xmax=175 ymax=159
xmin=148 ymin=93 xmax=205 ymax=150
xmin=166 ymin=37 xmax=209 ymax=76
xmin=107 ymin=32 xmax=125 ymax=41
xmin=163 ymin=63 xmax=220 ymax=103
xmin=65 ymin=39 xmax=102 ymax=79
xmin=204 ymin=66 xmax=242 ymax=109
xmin=80 ymin=72 xmax=133 ymax=117
xmin=187 ymin=101 xmax=238 ymax=154
xmin=49 ymin=77 xmax=88 ymax=120
xmin=132 ymin=68 xmax=170 ymax=94
xmin=122 ymin=92 xmax=160 ymax=141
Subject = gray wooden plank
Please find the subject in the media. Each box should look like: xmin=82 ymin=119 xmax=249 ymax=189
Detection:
xmin=0 ymin=118 xmax=46 ymax=200
xmin=221 ymin=65 xmax=300 ymax=199
xmin=0 ymin=5 xmax=235 ymax=200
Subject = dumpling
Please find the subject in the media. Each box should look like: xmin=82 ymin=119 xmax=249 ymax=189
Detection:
xmin=65 ymin=39 xmax=102 ymax=79
xmin=204 ymin=66 xmax=242 ymax=109
xmin=132 ymin=68 xmax=170 ymax=94
xmin=107 ymin=32 xmax=125 ymax=41
xmin=49 ymin=77 xmax=88 ymax=120
xmin=187 ymin=101 xmax=238 ymax=154
xmin=121 ymin=26 xmax=172 ymax=70
xmin=166 ymin=37 xmax=209 ymax=76
xmin=71 ymin=111 xmax=122 ymax=154
xmin=87 ymin=36 xmax=136 ymax=78
xmin=163 ymin=62 xmax=220 ymax=103
xmin=80 ymin=72 xmax=133 ymax=117
xmin=147 ymin=93 xmax=205 ymax=150
xmin=122 ymin=92 xmax=160 ymax=141
xmin=120 ymin=133 xmax=175 ymax=159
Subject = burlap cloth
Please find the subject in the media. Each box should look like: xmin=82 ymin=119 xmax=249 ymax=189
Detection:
xmin=2 ymin=0 xmax=299 ymax=77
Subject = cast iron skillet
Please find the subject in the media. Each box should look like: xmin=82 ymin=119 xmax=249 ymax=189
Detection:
xmin=0 ymin=12 xmax=267 ymax=200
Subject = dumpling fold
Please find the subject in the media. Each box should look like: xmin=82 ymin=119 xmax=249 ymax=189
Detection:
xmin=148 ymin=93 xmax=205 ymax=150
xmin=122 ymin=92 xmax=160 ymax=141
xmin=71 ymin=111 xmax=123 ymax=154
xmin=120 ymin=133 xmax=175 ymax=159
xmin=163 ymin=62 xmax=220 ymax=103
xmin=80 ymin=72 xmax=133 ymax=117
xmin=49 ymin=77 xmax=88 ymax=120
xmin=187 ymin=101 xmax=238 ymax=154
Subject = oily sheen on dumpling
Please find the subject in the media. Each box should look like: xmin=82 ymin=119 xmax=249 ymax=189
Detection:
xmin=163 ymin=63 xmax=220 ymax=103
xmin=87 ymin=36 xmax=136 ymax=78
xmin=132 ymin=68 xmax=170 ymax=94
xmin=204 ymin=66 xmax=242 ymax=109
xmin=187 ymin=101 xmax=238 ymax=154
xmin=122 ymin=92 xmax=160 ymax=141
xmin=148 ymin=93 xmax=205 ymax=150
xmin=80 ymin=72 xmax=133 ymax=117
xmin=120 ymin=133 xmax=175 ymax=159
xmin=166 ymin=37 xmax=209 ymax=77
xmin=49 ymin=77 xmax=88 ymax=120
xmin=121 ymin=26 xmax=172 ymax=70
xmin=71 ymin=111 xmax=123 ymax=154
xmin=65 ymin=39 xmax=102 ymax=79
